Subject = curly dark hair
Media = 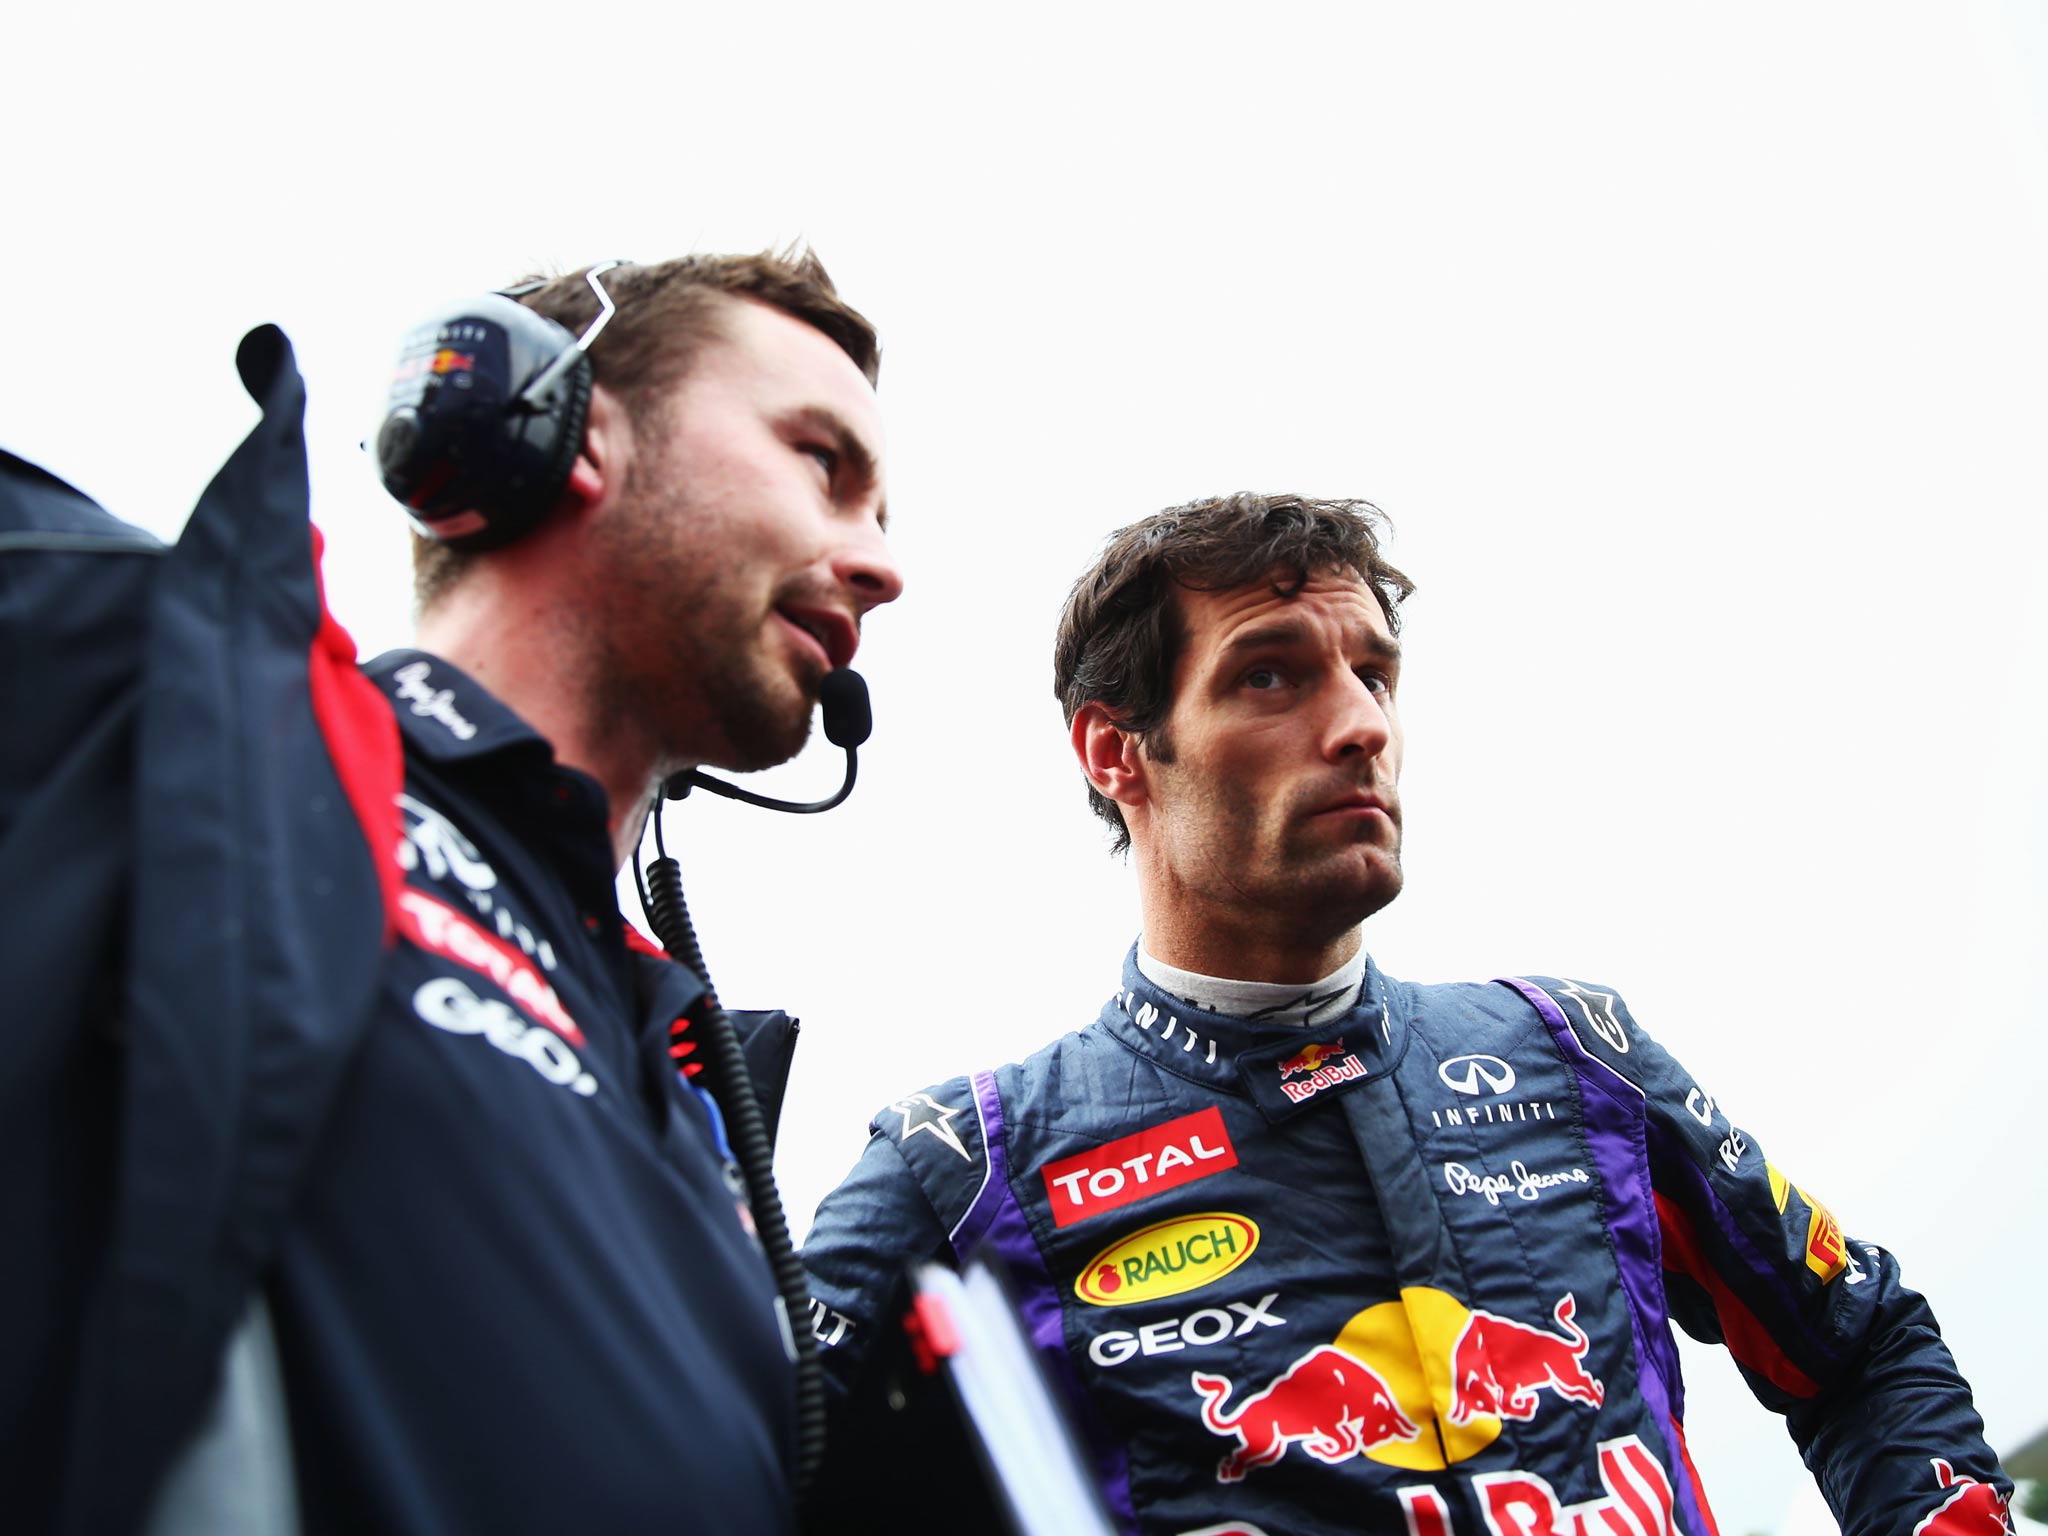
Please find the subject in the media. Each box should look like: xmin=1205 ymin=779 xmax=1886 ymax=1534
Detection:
xmin=412 ymin=245 xmax=879 ymax=610
xmin=1053 ymin=492 xmax=1415 ymax=854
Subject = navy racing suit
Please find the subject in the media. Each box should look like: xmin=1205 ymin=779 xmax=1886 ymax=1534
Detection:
xmin=802 ymin=948 xmax=2010 ymax=1536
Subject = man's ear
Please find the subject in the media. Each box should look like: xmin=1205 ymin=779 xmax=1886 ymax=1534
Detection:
xmin=1072 ymin=702 xmax=1149 ymax=813
xmin=557 ymin=383 xmax=631 ymax=517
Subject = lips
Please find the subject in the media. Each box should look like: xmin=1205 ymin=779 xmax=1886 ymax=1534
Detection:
xmin=1307 ymin=788 xmax=1400 ymax=831
xmin=775 ymin=604 xmax=858 ymax=670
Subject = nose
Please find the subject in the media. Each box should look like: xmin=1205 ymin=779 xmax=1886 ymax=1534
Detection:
xmin=833 ymin=520 xmax=905 ymax=614
xmin=1323 ymin=671 xmax=1392 ymax=764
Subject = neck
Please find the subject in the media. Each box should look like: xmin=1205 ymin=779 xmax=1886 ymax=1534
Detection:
xmin=415 ymin=560 xmax=662 ymax=871
xmin=1137 ymin=900 xmax=1364 ymax=985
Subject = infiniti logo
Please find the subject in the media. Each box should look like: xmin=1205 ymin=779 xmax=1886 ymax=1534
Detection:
xmin=1438 ymin=1054 xmax=1517 ymax=1097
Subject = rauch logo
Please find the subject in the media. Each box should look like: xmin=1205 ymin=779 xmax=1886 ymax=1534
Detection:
xmin=1075 ymin=1214 xmax=1260 ymax=1306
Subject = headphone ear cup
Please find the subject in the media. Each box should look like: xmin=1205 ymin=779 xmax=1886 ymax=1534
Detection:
xmin=536 ymin=355 xmax=593 ymax=516
xmin=376 ymin=294 xmax=590 ymax=550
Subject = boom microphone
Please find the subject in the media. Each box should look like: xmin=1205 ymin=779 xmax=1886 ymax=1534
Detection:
xmin=669 ymin=668 xmax=870 ymax=813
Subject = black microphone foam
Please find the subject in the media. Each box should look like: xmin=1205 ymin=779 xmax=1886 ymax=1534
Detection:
xmin=820 ymin=669 xmax=872 ymax=749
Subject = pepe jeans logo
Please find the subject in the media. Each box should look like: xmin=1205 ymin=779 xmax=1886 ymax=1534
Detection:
xmin=392 ymin=659 xmax=479 ymax=741
xmin=1443 ymin=1160 xmax=1590 ymax=1207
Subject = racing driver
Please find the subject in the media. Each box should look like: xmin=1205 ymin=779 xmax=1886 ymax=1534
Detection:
xmin=800 ymin=493 xmax=2009 ymax=1536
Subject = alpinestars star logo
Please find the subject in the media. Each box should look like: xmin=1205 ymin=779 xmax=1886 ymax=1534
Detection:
xmin=1555 ymin=980 xmax=1628 ymax=1055
xmin=889 ymin=1091 xmax=973 ymax=1161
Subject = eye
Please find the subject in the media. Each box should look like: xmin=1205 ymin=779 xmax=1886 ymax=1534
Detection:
xmin=1244 ymin=666 xmax=1286 ymax=692
xmin=799 ymin=443 xmax=839 ymax=480
xmin=1357 ymin=668 xmax=1393 ymax=698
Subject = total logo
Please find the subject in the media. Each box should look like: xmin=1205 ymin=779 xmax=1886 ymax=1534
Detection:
xmin=1190 ymin=1289 xmax=1603 ymax=1480
xmin=1041 ymin=1107 xmax=1237 ymax=1228
xmin=1277 ymin=1038 xmax=1368 ymax=1105
xmin=397 ymin=888 xmax=584 ymax=1047
xmin=1075 ymin=1213 xmax=1259 ymax=1306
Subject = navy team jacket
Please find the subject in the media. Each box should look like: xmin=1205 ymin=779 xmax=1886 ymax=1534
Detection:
xmin=1 ymin=328 xmax=801 ymax=1534
xmin=803 ymin=948 xmax=2011 ymax=1536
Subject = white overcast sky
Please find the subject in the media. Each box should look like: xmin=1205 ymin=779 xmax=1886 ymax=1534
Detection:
xmin=7 ymin=5 xmax=2044 ymax=1530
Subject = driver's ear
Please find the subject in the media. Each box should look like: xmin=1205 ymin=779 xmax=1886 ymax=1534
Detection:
xmin=1073 ymin=703 xmax=1149 ymax=813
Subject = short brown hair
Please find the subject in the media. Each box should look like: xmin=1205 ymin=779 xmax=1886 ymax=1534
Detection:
xmin=412 ymin=245 xmax=879 ymax=610
xmin=1053 ymin=493 xmax=1415 ymax=853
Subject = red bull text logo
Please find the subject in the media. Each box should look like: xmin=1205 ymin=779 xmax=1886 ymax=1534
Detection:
xmin=1191 ymin=1288 xmax=1605 ymax=1480
xmin=1076 ymin=1214 xmax=1258 ymax=1306
xmin=1277 ymin=1038 xmax=1368 ymax=1104
xmin=1041 ymin=1107 xmax=1237 ymax=1228
xmin=1913 ymin=1458 xmax=2012 ymax=1536
xmin=1400 ymin=1435 xmax=1678 ymax=1536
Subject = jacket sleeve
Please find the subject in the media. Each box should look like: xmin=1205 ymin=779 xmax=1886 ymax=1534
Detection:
xmin=1533 ymin=977 xmax=2012 ymax=1536
xmin=800 ymin=1076 xmax=1006 ymax=1529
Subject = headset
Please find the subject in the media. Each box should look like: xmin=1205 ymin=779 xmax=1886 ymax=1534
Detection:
xmin=374 ymin=261 xmax=623 ymax=549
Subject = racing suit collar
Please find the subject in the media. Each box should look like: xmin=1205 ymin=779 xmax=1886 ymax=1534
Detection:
xmin=1100 ymin=942 xmax=1409 ymax=1121
xmin=365 ymin=649 xmax=548 ymax=764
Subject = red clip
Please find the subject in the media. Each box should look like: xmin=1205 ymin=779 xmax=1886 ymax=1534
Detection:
xmin=902 ymin=1292 xmax=960 ymax=1376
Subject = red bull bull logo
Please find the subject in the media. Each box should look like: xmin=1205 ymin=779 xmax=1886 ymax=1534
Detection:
xmin=1913 ymin=1459 xmax=2012 ymax=1536
xmin=1277 ymin=1038 xmax=1368 ymax=1104
xmin=1191 ymin=1345 xmax=1419 ymax=1482
xmin=1191 ymin=1287 xmax=1609 ymax=1480
xmin=1448 ymin=1293 xmax=1605 ymax=1423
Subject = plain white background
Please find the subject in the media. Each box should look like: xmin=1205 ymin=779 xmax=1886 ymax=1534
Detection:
xmin=7 ymin=5 xmax=2043 ymax=1530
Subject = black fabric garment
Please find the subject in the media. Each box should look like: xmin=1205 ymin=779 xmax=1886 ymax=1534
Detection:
xmin=2 ymin=330 xmax=804 ymax=1535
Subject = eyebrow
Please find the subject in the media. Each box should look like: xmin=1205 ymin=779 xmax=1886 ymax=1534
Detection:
xmin=1217 ymin=618 xmax=1402 ymax=667
xmin=789 ymin=404 xmax=888 ymax=531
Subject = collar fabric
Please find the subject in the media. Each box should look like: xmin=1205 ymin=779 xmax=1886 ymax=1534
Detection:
xmin=364 ymin=649 xmax=547 ymax=764
xmin=1135 ymin=942 xmax=1367 ymax=1027
xmin=1097 ymin=941 xmax=1408 ymax=1123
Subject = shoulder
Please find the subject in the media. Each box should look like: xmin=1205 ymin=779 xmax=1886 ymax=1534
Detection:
xmin=1489 ymin=974 xmax=1706 ymax=1106
xmin=863 ymin=1071 xmax=993 ymax=1226
xmin=859 ymin=1022 xmax=1109 ymax=1211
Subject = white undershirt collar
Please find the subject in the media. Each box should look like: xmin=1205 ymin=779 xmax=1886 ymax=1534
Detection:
xmin=1135 ymin=942 xmax=1367 ymax=1028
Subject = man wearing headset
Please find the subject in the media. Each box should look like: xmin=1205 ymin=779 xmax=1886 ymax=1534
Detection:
xmin=801 ymin=494 xmax=2007 ymax=1536
xmin=1 ymin=251 xmax=900 ymax=1534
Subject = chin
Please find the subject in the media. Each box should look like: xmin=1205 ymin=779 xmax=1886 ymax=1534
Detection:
xmin=697 ymin=663 xmax=817 ymax=772
xmin=1286 ymin=852 xmax=1403 ymax=930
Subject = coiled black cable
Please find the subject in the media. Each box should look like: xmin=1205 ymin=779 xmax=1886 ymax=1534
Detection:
xmin=639 ymin=827 xmax=825 ymax=1493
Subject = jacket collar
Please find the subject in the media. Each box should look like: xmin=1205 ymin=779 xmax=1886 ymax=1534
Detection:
xmin=1096 ymin=941 xmax=1410 ymax=1123
xmin=364 ymin=649 xmax=547 ymax=764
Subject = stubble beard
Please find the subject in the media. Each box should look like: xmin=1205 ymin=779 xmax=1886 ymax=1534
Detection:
xmin=1203 ymin=776 xmax=1406 ymax=943
xmin=588 ymin=479 xmax=817 ymax=777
